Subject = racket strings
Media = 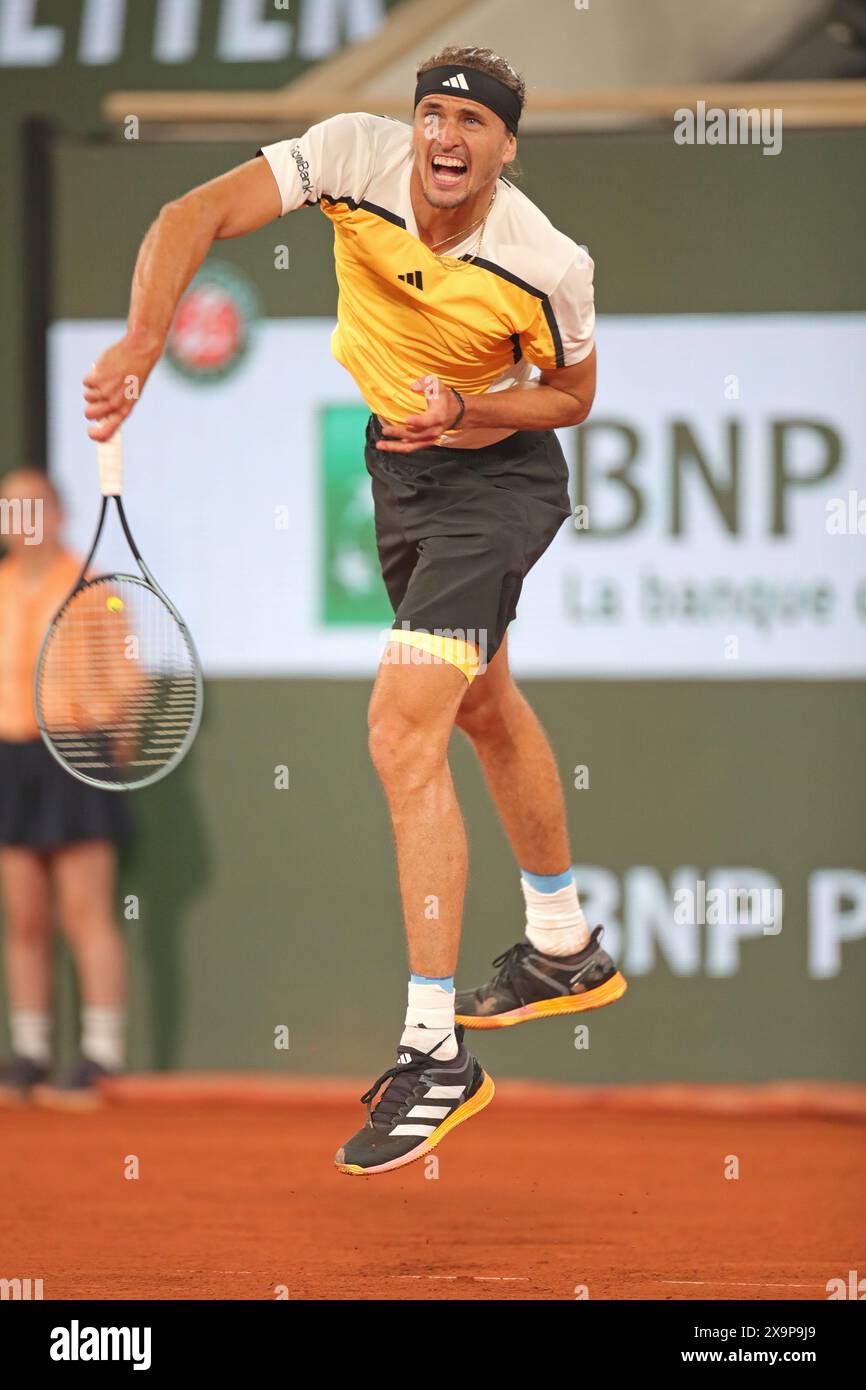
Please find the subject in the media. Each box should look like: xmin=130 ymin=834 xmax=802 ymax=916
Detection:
xmin=37 ymin=576 xmax=200 ymax=786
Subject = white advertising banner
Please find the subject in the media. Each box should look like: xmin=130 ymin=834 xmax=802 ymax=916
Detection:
xmin=49 ymin=312 xmax=866 ymax=678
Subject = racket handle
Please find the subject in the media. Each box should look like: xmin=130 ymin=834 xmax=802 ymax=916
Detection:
xmin=98 ymin=431 xmax=123 ymax=497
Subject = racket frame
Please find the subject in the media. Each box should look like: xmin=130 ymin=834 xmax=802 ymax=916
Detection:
xmin=34 ymin=438 xmax=204 ymax=792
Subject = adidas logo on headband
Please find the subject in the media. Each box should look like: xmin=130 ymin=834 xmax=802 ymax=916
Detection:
xmin=415 ymin=63 xmax=521 ymax=135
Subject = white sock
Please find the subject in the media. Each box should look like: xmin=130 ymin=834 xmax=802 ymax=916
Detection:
xmin=400 ymin=979 xmax=457 ymax=1061
xmin=80 ymin=1005 xmax=126 ymax=1072
xmin=10 ymin=1009 xmax=52 ymax=1065
xmin=522 ymin=873 xmax=590 ymax=957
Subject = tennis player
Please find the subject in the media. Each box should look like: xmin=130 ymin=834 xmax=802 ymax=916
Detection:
xmin=84 ymin=45 xmax=627 ymax=1174
xmin=0 ymin=469 xmax=131 ymax=1104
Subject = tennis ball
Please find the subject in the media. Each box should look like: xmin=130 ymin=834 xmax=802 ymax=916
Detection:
xmin=106 ymin=595 xmax=124 ymax=614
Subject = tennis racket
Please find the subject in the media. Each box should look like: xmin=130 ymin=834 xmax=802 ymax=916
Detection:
xmin=34 ymin=431 xmax=203 ymax=791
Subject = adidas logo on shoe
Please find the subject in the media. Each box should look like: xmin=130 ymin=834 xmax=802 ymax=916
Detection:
xmin=568 ymin=959 xmax=597 ymax=989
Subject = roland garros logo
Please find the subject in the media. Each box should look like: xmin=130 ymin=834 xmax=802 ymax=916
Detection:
xmin=166 ymin=261 xmax=260 ymax=383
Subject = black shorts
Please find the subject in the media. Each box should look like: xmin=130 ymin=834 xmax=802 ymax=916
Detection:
xmin=0 ymin=738 xmax=133 ymax=850
xmin=364 ymin=415 xmax=571 ymax=676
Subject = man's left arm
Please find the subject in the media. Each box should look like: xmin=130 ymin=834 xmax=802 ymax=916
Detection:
xmin=377 ymin=246 xmax=596 ymax=451
xmin=472 ymin=351 xmax=596 ymax=429
xmin=375 ymin=350 xmax=595 ymax=451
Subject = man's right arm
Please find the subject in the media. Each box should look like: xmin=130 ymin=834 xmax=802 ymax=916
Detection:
xmin=84 ymin=157 xmax=282 ymax=442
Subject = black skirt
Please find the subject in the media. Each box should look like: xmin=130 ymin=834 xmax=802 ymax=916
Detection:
xmin=0 ymin=738 xmax=133 ymax=849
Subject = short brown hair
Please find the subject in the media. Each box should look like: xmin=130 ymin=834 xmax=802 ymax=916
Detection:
xmin=417 ymin=45 xmax=526 ymax=123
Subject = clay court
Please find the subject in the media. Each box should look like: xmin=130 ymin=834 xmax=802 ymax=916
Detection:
xmin=0 ymin=0 xmax=864 ymax=1327
xmin=3 ymin=1082 xmax=864 ymax=1301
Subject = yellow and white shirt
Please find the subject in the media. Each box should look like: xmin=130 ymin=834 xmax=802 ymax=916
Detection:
xmin=260 ymin=113 xmax=595 ymax=427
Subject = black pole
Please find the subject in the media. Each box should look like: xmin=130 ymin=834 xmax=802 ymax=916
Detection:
xmin=21 ymin=117 xmax=54 ymax=472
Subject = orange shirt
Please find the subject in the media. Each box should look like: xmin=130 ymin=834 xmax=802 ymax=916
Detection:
xmin=0 ymin=548 xmax=81 ymax=741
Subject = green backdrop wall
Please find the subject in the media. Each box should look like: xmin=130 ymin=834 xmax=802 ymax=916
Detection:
xmin=86 ymin=678 xmax=866 ymax=1083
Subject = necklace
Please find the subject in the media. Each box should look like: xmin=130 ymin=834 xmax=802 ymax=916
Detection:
xmin=428 ymin=186 xmax=497 ymax=263
xmin=429 ymin=211 xmax=485 ymax=251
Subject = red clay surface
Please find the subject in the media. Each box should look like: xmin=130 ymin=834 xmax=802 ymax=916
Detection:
xmin=2 ymin=1085 xmax=864 ymax=1301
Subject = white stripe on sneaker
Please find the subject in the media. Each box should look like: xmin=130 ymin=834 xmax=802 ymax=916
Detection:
xmin=424 ymin=1084 xmax=465 ymax=1099
xmin=406 ymin=1104 xmax=450 ymax=1119
xmin=391 ymin=1123 xmax=436 ymax=1137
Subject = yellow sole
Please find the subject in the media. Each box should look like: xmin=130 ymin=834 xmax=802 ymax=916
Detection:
xmin=456 ymin=971 xmax=628 ymax=1030
xmin=336 ymin=1070 xmax=496 ymax=1176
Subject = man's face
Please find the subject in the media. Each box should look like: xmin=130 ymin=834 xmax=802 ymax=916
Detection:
xmin=412 ymin=94 xmax=516 ymax=210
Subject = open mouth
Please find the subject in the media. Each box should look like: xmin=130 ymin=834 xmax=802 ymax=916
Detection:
xmin=430 ymin=153 xmax=469 ymax=189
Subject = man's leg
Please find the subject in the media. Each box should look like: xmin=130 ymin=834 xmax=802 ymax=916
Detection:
xmin=453 ymin=634 xmax=628 ymax=1026
xmin=368 ymin=642 xmax=469 ymax=980
xmin=454 ymin=633 xmax=588 ymax=955
xmin=334 ymin=638 xmax=496 ymax=1176
xmin=454 ymin=634 xmax=571 ymax=877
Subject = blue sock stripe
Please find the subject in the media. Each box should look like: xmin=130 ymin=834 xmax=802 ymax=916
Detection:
xmin=409 ymin=973 xmax=455 ymax=991
xmin=520 ymin=867 xmax=575 ymax=894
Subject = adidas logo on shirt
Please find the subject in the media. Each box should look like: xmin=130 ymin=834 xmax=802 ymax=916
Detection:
xmin=397 ymin=270 xmax=424 ymax=290
xmin=442 ymin=72 xmax=470 ymax=90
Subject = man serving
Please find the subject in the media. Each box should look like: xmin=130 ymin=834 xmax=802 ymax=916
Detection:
xmin=85 ymin=45 xmax=627 ymax=1177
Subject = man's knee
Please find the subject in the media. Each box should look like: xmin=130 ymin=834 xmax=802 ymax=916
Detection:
xmin=455 ymin=686 xmax=516 ymax=744
xmin=368 ymin=701 xmax=444 ymax=792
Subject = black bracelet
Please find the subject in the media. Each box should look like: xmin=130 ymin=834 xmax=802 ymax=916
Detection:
xmin=447 ymin=387 xmax=466 ymax=431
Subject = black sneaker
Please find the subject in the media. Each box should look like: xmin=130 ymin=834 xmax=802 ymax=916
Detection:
xmin=0 ymin=1055 xmax=50 ymax=1105
xmin=455 ymin=926 xmax=627 ymax=1029
xmin=36 ymin=1056 xmax=113 ymax=1110
xmin=335 ymin=1025 xmax=494 ymax=1176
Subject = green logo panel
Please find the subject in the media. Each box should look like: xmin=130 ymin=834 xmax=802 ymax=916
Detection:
xmin=320 ymin=405 xmax=392 ymax=626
